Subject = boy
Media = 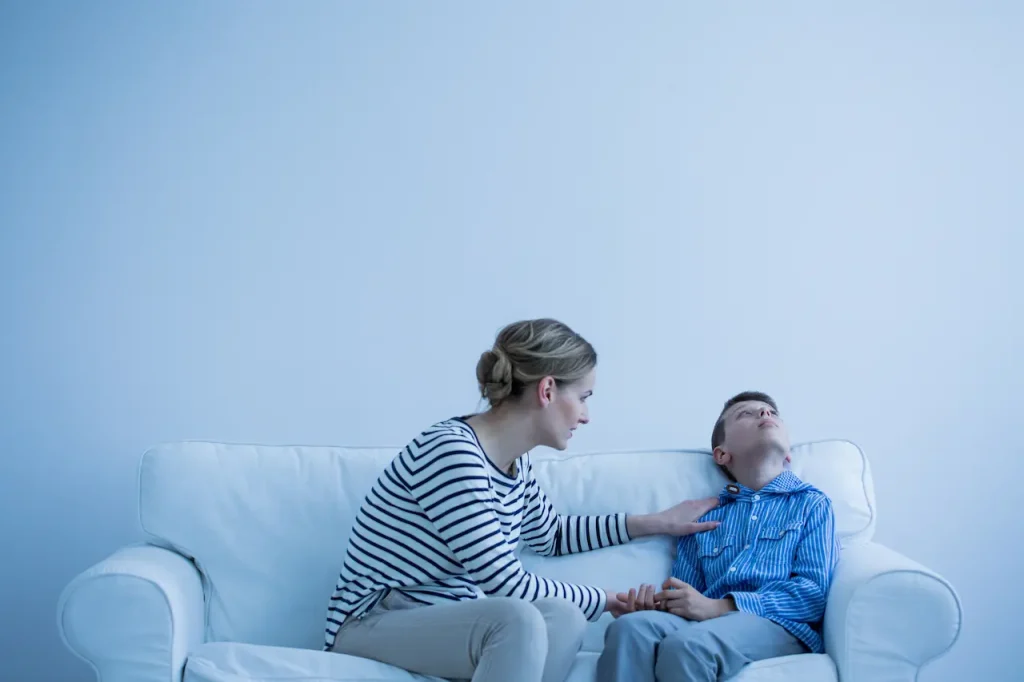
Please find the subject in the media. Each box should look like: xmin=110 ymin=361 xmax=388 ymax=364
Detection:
xmin=597 ymin=391 xmax=841 ymax=682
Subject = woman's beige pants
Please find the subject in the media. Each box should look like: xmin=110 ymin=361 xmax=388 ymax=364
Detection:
xmin=330 ymin=591 xmax=588 ymax=682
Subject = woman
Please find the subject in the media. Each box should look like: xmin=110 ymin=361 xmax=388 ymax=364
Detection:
xmin=325 ymin=318 xmax=719 ymax=682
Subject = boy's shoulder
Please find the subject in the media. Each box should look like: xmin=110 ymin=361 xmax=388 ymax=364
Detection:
xmin=792 ymin=479 xmax=832 ymax=503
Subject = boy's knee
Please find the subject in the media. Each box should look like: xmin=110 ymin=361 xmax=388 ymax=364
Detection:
xmin=656 ymin=630 xmax=716 ymax=681
xmin=604 ymin=613 xmax=657 ymax=648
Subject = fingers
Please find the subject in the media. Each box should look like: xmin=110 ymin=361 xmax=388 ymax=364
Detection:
xmin=662 ymin=577 xmax=686 ymax=590
xmin=640 ymin=584 xmax=656 ymax=610
xmin=655 ymin=591 xmax=684 ymax=611
xmin=656 ymin=577 xmax=690 ymax=605
xmin=687 ymin=520 xmax=721 ymax=534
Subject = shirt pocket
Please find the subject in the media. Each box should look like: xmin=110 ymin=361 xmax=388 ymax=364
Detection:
xmin=755 ymin=520 xmax=805 ymax=561
xmin=696 ymin=530 xmax=738 ymax=563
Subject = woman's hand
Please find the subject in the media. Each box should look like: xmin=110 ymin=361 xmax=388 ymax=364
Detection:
xmin=605 ymin=585 xmax=659 ymax=618
xmin=626 ymin=497 xmax=721 ymax=538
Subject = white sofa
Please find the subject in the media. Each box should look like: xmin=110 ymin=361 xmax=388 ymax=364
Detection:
xmin=58 ymin=439 xmax=962 ymax=682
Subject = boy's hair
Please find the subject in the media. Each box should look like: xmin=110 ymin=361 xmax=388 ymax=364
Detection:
xmin=711 ymin=391 xmax=779 ymax=482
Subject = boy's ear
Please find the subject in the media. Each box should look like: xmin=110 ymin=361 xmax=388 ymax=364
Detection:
xmin=712 ymin=446 xmax=730 ymax=467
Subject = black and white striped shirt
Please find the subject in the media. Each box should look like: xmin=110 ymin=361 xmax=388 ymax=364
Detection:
xmin=324 ymin=417 xmax=631 ymax=650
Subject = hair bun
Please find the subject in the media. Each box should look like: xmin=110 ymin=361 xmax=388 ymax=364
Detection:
xmin=476 ymin=347 xmax=514 ymax=406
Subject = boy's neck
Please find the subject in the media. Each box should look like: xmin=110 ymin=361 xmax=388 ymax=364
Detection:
xmin=731 ymin=460 xmax=786 ymax=491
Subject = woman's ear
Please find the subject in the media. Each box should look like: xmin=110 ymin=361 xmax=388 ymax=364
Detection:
xmin=535 ymin=376 xmax=556 ymax=407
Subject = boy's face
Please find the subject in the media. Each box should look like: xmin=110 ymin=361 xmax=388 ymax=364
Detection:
xmin=714 ymin=399 xmax=791 ymax=471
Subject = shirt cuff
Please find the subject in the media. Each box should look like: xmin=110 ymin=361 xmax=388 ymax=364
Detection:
xmin=616 ymin=513 xmax=631 ymax=544
xmin=727 ymin=591 xmax=766 ymax=618
xmin=589 ymin=585 xmax=607 ymax=622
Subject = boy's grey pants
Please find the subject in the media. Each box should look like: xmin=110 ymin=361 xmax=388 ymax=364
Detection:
xmin=330 ymin=590 xmax=587 ymax=682
xmin=597 ymin=610 xmax=806 ymax=682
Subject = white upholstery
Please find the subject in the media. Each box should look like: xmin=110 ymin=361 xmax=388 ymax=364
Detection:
xmin=58 ymin=439 xmax=960 ymax=682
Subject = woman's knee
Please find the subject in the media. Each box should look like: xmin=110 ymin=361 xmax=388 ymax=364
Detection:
xmin=487 ymin=598 xmax=548 ymax=649
xmin=535 ymin=598 xmax=587 ymax=640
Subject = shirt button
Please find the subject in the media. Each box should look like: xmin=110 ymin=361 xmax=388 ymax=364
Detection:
xmin=713 ymin=547 xmax=718 ymax=553
xmin=744 ymin=544 xmax=751 ymax=549
xmin=729 ymin=566 xmax=737 ymax=572
xmin=753 ymin=495 xmax=760 ymax=501
xmin=751 ymin=515 xmax=758 ymax=521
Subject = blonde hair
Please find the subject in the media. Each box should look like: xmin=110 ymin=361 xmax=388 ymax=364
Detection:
xmin=475 ymin=319 xmax=597 ymax=408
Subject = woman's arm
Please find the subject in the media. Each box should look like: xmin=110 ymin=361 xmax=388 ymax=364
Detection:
xmin=396 ymin=438 xmax=611 ymax=621
xmin=519 ymin=456 xmax=721 ymax=556
xmin=627 ymin=498 xmax=722 ymax=538
xmin=519 ymin=454 xmax=631 ymax=557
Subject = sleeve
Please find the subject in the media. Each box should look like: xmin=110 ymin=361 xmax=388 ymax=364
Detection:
xmin=519 ymin=454 xmax=632 ymax=557
xmin=727 ymin=496 xmax=840 ymax=623
xmin=396 ymin=437 xmax=609 ymax=621
xmin=671 ymin=535 xmax=706 ymax=592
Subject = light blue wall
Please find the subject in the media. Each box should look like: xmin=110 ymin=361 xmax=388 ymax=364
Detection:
xmin=2 ymin=2 xmax=1020 ymax=680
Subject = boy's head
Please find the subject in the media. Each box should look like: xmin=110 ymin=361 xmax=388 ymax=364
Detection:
xmin=711 ymin=391 xmax=791 ymax=482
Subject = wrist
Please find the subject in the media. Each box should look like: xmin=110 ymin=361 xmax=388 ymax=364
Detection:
xmin=602 ymin=588 xmax=616 ymax=612
xmin=626 ymin=513 xmax=663 ymax=538
xmin=716 ymin=597 xmax=737 ymax=617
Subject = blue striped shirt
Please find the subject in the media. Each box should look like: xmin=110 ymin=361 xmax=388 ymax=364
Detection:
xmin=671 ymin=470 xmax=840 ymax=653
xmin=324 ymin=417 xmax=631 ymax=650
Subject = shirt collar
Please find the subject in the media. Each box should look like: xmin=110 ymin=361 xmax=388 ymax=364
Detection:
xmin=718 ymin=470 xmax=806 ymax=503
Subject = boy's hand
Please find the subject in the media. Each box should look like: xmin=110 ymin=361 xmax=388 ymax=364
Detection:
xmin=654 ymin=578 xmax=736 ymax=621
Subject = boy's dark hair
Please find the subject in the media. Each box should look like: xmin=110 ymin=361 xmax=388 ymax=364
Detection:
xmin=711 ymin=391 xmax=779 ymax=482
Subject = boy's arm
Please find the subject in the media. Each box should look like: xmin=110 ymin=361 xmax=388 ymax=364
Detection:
xmin=672 ymin=534 xmax=706 ymax=592
xmin=727 ymin=497 xmax=840 ymax=623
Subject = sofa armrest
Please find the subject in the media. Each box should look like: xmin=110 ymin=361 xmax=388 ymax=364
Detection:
xmin=824 ymin=541 xmax=962 ymax=682
xmin=57 ymin=543 xmax=206 ymax=682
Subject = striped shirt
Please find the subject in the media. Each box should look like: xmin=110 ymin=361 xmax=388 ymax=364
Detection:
xmin=672 ymin=470 xmax=840 ymax=653
xmin=324 ymin=417 xmax=631 ymax=650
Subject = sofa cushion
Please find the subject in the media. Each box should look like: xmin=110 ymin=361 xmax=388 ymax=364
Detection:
xmin=184 ymin=642 xmax=441 ymax=682
xmin=138 ymin=439 xmax=873 ymax=649
xmin=184 ymin=642 xmax=836 ymax=682
xmin=567 ymin=650 xmax=837 ymax=682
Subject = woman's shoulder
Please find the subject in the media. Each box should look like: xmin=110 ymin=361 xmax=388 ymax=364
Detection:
xmin=399 ymin=417 xmax=483 ymax=463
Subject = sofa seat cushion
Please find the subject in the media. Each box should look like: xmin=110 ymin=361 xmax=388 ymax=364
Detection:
xmin=728 ymin=653 xmax=837 ymax=681
xmin=184 ymin=642 xmax=443 ymax=682
xmin=566 ymin=649 xmax=835 ymax=682
xmin=184 ymin=641 xmax=837 ymax=682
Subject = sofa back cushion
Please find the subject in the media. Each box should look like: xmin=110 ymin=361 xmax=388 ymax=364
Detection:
xmin=137 ymin=439 xmax=874 ymax=649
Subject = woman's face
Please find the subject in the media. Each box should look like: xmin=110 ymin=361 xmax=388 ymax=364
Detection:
xmin=536 ymin=367 xmax=595 ymax=450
